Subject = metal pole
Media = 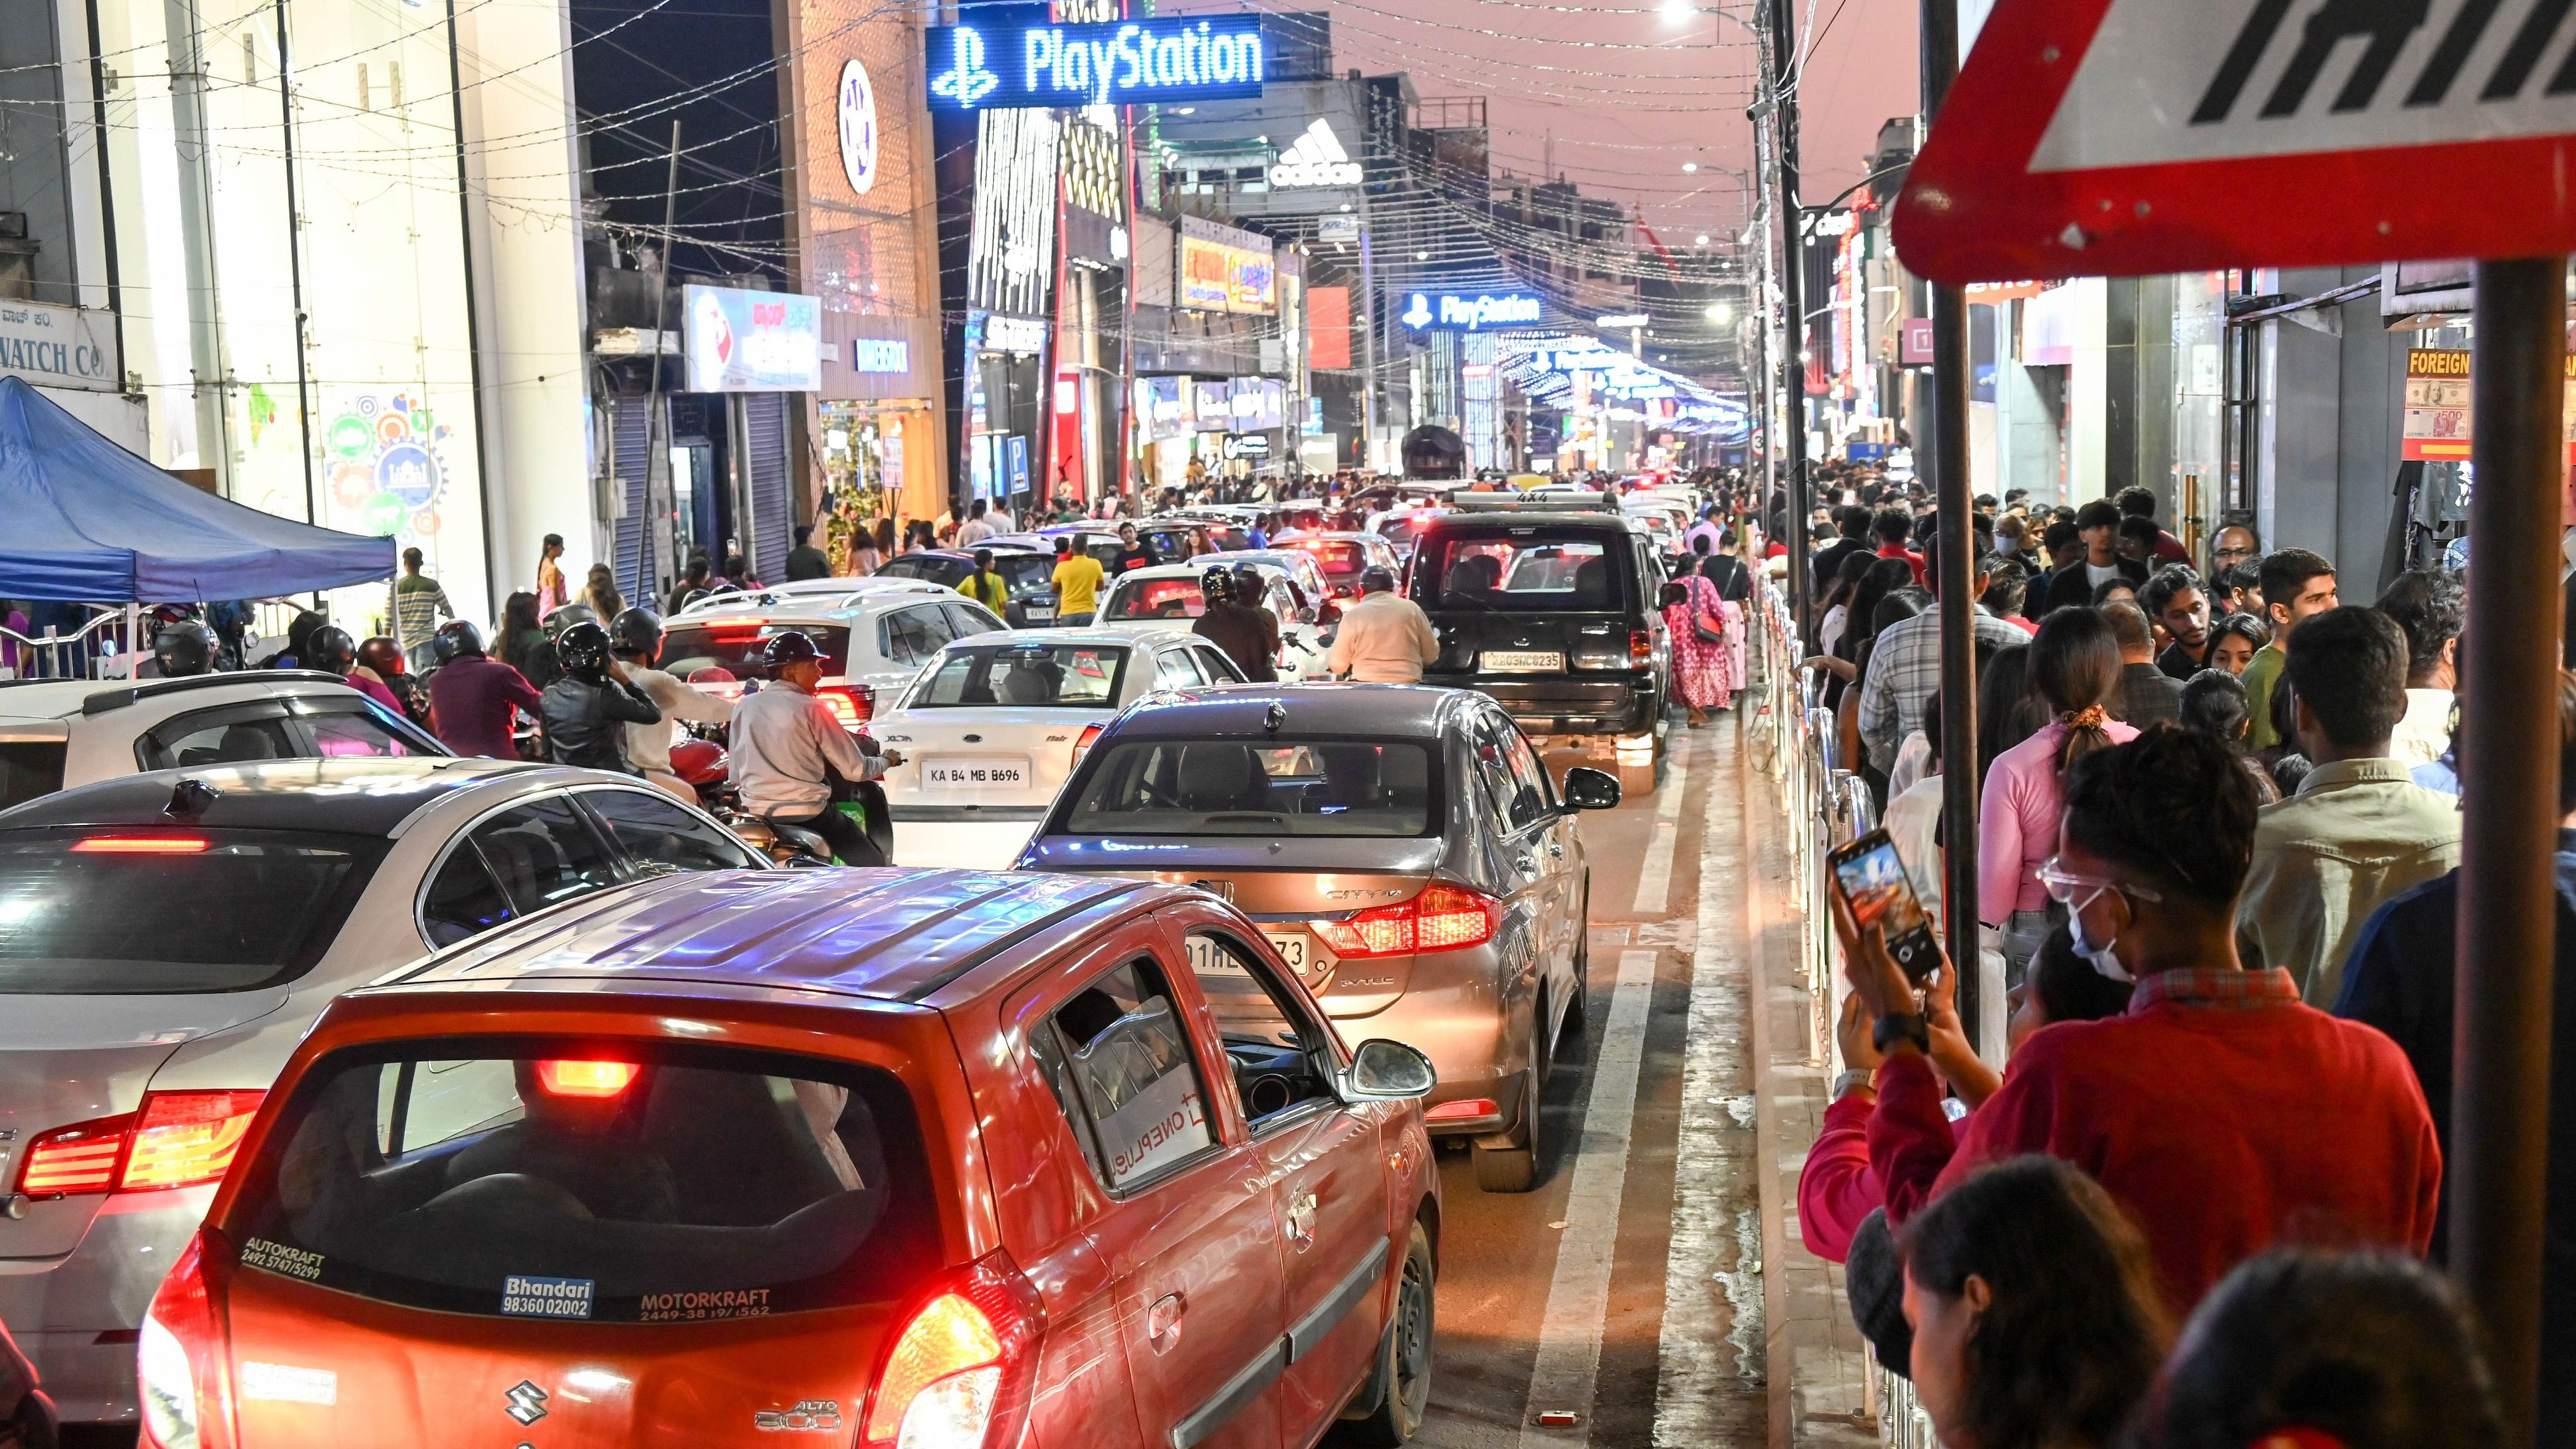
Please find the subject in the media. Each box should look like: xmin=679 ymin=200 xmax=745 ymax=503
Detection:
xmin=1358 ymin=142 xmax=1382 ymax=473
xmin=643 ymin=120 xmax=682 ymax=598
xmin=1767 ymin=0 xmax=1810 ymax=638
xmin=2452 ymin=254 xmax=2565 ymax=1446
xmin=1919 ymin=0 xmax=1980 ymax=1030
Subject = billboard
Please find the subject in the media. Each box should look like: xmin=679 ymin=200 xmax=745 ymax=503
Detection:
xmin=927 ymin=9 xmax=1268 ymax=111
xmin=1178 ymin=214 xmax=1275 ymax=314
xmin=683 ymin=285 xmax=824 ymax=393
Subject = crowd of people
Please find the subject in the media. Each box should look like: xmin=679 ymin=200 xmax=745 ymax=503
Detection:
xmin=1778 ymin=464 xmax=2549 ymax=1448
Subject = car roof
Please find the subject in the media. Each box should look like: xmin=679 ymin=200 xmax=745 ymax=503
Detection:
xmin=1420 ymin=509 xmax=1645 ymax=534
xmin=0 ymin=756 xmax=549 ymax=835
xmin=948 ymin=625 xmax=1191 ymax=649
xmin=671 ymin=579 xmax=956 ymax=619
xmin=1101 ymin=682 xmax=1469 ymax=738
xmin=377 ymin=867 xmax=1182 ymax=1002
xmin=0 ymin=670 xmax=363 ymax=724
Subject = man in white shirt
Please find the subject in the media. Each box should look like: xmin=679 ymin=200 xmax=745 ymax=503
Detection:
xmin=2373 ymin=567 xmax=2461 ymax=771
xmin=1326 ymin=568 xmax=1440 ymax=683
xmin=611 ymin=610 xmax=736 ymax=802
xmin=728 ymin=631 xmax=900 ymax=864
xmin=956 ymin=498 xmax=998 ymax=547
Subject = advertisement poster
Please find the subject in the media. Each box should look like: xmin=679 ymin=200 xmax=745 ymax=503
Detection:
xmin=1178 ymin=213 xmax=1275 ymax=314
xmin=683 ymin=284 xmax=824 ymax=393
xmin=1072 ymin=1000 xmax=1213 ymax=1186
xmin=2401 ymin=348 xmax=2576 ymax=463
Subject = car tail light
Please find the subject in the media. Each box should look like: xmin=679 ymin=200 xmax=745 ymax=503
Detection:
xmin=1072 ymin=723 xmax=1103 ymax=766
xmin=20 ymin=1113 xmax=132 ymax=1194
xmin=534 ymin=1060 xmax=639 ymax=1098
xmin=1630 ymin=629 xmax=1654 ymax=665
xmin=862 ymin=1252 xmax=1044 ymax=1449
xmin=1314 ymin=882 xmax=1498 ymax=958
xmin=818 ymin=685 xmax=876 ymax=729
xmin=139 ymin=1233 xmax=237 ymax=1449
xmin=72 ymin=837 xmax=210 ymax=855
xmin=1424 ymin=1098 xmax=1499 ymax=1121
xmin=121 ymin=1092 xmax=265 ymax=1192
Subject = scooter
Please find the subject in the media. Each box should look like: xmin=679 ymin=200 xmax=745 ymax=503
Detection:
xmin=677 ymin=669 xmax=895 ymax=867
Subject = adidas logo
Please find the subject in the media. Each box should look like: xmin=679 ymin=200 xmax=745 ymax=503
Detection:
xmin=1269 ymin=119 xmax=1362 ymax=187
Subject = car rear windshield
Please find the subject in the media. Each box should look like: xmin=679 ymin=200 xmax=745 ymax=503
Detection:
xmin=905 ymin=643 xmax=1127 ymax=709
xmin=874 ymin=556 xmax=970 ymax=587
xmin=661 ymin=624 xmax=852 ymax=682
xmin=1283 ymin=540 xmax=1366 ymax=576
xmin=223 ymin=1040 xmax=940 ymax=1321
xmin=1414 ymin=527 xmax=1630 ymax=612
xmin=0 ymin=829 xmax=385 ymax=994
xmin=1103 ymin=578 xmax=1206 ymax=621
xmin=1063 ymin=740 xmax=1438 ymax=836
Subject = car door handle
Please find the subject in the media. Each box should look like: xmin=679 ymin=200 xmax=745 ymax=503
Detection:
xmin=1148 ymin=1292 xmax=1186 ymax=1351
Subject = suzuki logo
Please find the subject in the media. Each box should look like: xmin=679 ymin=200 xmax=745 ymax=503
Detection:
xmin=504 ymin=1381 xmax=550 ymax=1426
xmin=931 ymin=27 xmax=1000 ymax=106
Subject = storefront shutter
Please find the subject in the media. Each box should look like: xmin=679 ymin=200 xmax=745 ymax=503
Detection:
xmin=746 ymin=391 xmax=791 ymax=586
xmin=612 ymin=398 xmax=654 ymax=606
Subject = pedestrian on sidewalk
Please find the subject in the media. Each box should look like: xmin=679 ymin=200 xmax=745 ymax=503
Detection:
xmin=2105 ymin=602 xmax=2185 ymax=726
xmin=1979 ymin=607 xmax=2137 ymax=979
xmin=2039 ymin=501 xmax=2148 ymax=617
xmin=391 ymin=547 xmax=455 ymax=671
xmin=536 ymin=533 xmax=568 ymax=615
xmin=2244 ymin=548 xmax=2337 ymax=750
xmin=784 ymin=525 xmax=832 ymax=581
xmin=2372 ymin=568 xmax=2463 ymax=771
xmin=1661 ymin=576 xmax=1729 ymax=725
xmin=2143 ymin=566 xmax=2213 ymax=679
xmin=1327 ymin=567 xmax=1439 ymax=684
xmin=2178 ymin=669 xmax=2280 ymax=806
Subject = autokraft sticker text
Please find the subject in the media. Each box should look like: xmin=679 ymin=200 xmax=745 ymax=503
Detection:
xmin=639 ymin=1287 xmax=774 ymax=1323
xmin=241 ymin=1238 xmax=325 ymax=1282
xmin=755 ymin=1400 xmax=845 ymax=1432
xmin=500 ymin=1274 xmax=595 ymax=1319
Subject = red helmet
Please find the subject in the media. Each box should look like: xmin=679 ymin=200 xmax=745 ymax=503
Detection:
xmin=357 ymin=636 xmax=407 ymax=677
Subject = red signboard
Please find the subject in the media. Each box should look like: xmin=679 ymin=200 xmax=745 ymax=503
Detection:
xmin=1894 ymin=0 xmax=2576 ymax=284
xmin=1900 ymin=318 xmax=1934 ymax=367
xmin=2399 ymin=347 xmax=2576 ymax=463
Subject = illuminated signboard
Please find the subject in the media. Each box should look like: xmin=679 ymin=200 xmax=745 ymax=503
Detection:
xmin=851 ymin=338 xmax=910 ymax=373
xmin=683 ymin=284 xmax=823 ymax=393
xmin=1269 ymin=119 xmax=1360 ymax=187
xmin=928 ymin=8 xmax=1267 ymax=112
xmin=1179 ymin=214 xmax=1275 ymax=314
xmin=1400 ymin=292 xmax=1543 ymax=332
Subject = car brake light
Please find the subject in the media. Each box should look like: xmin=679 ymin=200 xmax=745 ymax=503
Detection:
xmin=1424 ymin=1098 xmax=1499 ymax=1121
xmin=140 ymin=1233 xmax=236 ymax=1449
xmin=1630 ymin=629 xmax=1654 ymax=665
xmin=1072 ymin=723 xmax=1103 ymax=766
xmin=121 ymin=1091 xmax=265 ymax=1192
xmin=72 ymin=837 xmax=210 ymax=855
xmin=863 ymin=1253 xmax=1044 ymax=1449
xmin=817 ymin=685 xmax=876 ymax=729
xmin=534 ymin=1060 xmax=639 ymax=1098
xmin=1314 ymin=883 xmax=1498 ymax=958
xmin=20 ymin=1113 xmax=133 ymax=1194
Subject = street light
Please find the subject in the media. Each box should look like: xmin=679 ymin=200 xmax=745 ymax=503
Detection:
xmin=1706 ymin=302 xmax=1734 ymax=326
xmin=1682 ymin=162 xmax=1699 ymax=173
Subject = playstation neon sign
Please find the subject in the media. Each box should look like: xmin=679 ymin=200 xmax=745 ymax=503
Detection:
xmin=927 ymin=9 xmax=1268 ymax=111
xmin=1402 ymin=292 xmax=1544 ymax=331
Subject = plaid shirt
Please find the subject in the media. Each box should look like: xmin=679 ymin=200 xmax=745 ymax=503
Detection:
xmin=1856 ymin=606 xmax=2030 ymax=772
xmin=2129 ymin=966 xmax=2302 ymax=1014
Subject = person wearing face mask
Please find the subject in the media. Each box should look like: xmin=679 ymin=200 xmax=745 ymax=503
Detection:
xmin=1836 ymin=726 xmax=2440 ymax=1316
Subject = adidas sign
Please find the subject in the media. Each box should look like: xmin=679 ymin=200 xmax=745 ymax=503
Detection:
xmin=1269 ymin=119 xmax=1361 ymax=187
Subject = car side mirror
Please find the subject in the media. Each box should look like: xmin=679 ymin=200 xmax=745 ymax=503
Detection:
xmin=1346 ymin=1039 xmax=1436 ymax=1099
xmin=1563 ymin=766 xmax=1622 ymax=810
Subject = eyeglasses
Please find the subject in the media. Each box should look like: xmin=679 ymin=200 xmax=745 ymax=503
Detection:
xmin=2034 ymin=855 xmax=2162 ymax=908
xmin=2213 ymin=545 xmax=2258 ymax=562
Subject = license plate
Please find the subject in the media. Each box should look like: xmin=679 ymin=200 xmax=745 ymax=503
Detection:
xmin=1482 ymin=650 xmax=1564 ymax=673
xmin=1025 ymin=604 xmax=1055 ymax=620
xmin=1186 ymin=931 xmax=1315 ymax=977
xmin=921 ymin=757 xmax=1031 ymax=789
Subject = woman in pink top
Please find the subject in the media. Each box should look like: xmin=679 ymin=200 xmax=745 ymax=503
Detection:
xmin=1978 ymin=607 xmax=2136 ymax=978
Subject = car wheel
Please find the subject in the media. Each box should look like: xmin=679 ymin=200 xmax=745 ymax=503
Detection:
xmin=1338 ymin=1223 xmax=1436 ymax=1446
xmin=1473 ymin=1062 xmax=1542 ymax=1193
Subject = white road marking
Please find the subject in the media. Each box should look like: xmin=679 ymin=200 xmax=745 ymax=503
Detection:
xmin=1630 ymin=740 xmax=1693 ymax=916
xmin=1517 ymin=946 xmax=1660 ymax=1448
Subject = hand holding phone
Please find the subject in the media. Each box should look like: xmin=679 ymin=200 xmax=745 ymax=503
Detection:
xmin=1826 ymin=828 xmax=1941 ymax=984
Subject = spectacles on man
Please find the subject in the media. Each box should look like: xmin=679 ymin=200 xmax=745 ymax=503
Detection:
xmin=2034 ymin=855 xmax=2163 ymax=909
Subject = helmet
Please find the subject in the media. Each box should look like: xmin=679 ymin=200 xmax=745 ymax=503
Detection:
xmin=609 ymin=607 xmax=663 ymax=660
xmin=1200 ymin=566 xmax=1237 ymax=604
xmin=762 ymin=630 xmax=824 ymax=668
xmin=307 ymin=626 xmax=358 ymax=675
xmin=541 ymin=602 xmax=598 ymax=641
xmin=555 ymin=619 xmax=613 ymax=678
xmin=433 ymin=619 xmax=484 ymax=663
xmin=152 ymin=621 xmax=218 ymax=678
xmin=356 ymin=636 xmax=406 ymax=677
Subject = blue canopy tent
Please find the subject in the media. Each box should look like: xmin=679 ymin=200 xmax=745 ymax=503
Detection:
xmin=0 ymin=375 xmax=395 ymax=603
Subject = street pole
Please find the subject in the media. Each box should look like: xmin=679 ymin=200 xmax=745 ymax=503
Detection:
xmin=642 ymin=120 xmax=683 ymax=601
xmin=1359 ymin=179 xmax=1381 ymax=473
xmin=1918 ymin=0 xmax=1981 ymax=1033
xmin=2453 ymin=255 xmax=2564 ymax=1446
xmin=1766 ymin=0 xmax=1810 ymax=637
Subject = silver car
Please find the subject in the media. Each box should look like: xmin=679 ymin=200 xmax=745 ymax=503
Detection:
xmin=0 ymin=757 xmax=768 ymax=1426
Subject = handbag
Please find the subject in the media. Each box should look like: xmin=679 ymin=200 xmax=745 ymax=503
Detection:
xmin=1693 ymin=608 xmax=1729 ymax=645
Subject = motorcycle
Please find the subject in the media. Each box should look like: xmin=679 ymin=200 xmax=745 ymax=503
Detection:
xmin=679 ymin=667 xmax=895 ymax=868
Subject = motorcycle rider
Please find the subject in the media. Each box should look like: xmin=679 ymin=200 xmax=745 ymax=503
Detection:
xmin=304 ymin=625 xmax=409 ymax=715
xmin=357 ymin=635 xmax=433 ymax=726
xmin=150 ymin=621 xmax=219 ymax=679
xmin=608 ymin=608 xmax=733 ymax=802
xmin=540 ymin=619 xmax=662 ymax=774
xmin=426 ymin=621 xmax=544 ymax=757
xmin=728 ymin=630 xmax=901 ymax=865
xmin=1190 ymin=566 xmax=1277 ymax=682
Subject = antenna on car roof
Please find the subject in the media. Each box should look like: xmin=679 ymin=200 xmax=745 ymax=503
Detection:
xmin=163 ymin=778 xmax=222 ymax=818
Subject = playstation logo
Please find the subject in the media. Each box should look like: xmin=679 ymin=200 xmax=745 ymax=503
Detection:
xmin=932 ymin=27 xmax=1000 ymax=106
xmin=1400 ymin=294 xmax=1432 ymax=329
xmin=504 ymin=1381 xmax=550 ymax=1427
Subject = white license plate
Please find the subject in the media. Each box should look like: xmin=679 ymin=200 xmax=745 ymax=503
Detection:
xmin=1187 ymin=931 xmax=1315 ymax=977
xmin=922 ymin=757 xmax=1031 ymax=789
xmin=1025 ymin=604 xmax=1055 ymax=620
xmin=1482 ymin=650 xmax=1565 ymax=673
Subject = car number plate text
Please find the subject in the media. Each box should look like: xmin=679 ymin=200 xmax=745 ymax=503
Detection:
xmin=1481 ymin=650 xmax=1565 ymax=673
xmin=1186 ymin=931 xmax=1314 ymax=977
xmin=922 ymin=757 xmax=1031 ymax=788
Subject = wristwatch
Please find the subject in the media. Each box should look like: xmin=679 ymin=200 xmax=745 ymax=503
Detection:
xmin=1872 ymin=1012 xmax=1931 ymax=1056
xmin=1831 ymin=1067 xmax=1878 ymax=1101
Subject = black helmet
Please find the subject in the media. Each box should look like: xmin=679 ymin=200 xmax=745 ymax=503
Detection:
xmin=153 ymin=621 xmax=217 ymax=678
xmin=433 ymin=619 xmax=484 ymax=662
xmin=1200 ymin=566 xmax=1237 ymax=604
xmin=609 ymin=607 xmax=663 ymax=660
xmin=542 ymin=602 xmax=598 ymax=641
xmin=306 ymin=625 xmax=358 ymax=675
xmin=555 ymin=619 xmax=613 ymax=678
xmin=762 ymin=630 xmax=824 ymax=667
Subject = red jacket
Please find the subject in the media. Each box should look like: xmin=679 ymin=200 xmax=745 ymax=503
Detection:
xmin=1798 ymin=1093 xmax=1883 ymax=1263
xmin=1868 ymin=968 xmax=2440 ymax=1311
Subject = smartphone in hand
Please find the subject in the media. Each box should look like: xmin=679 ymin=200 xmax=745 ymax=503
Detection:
xmin=1826 ymin=828 xmax=1941 ymax=983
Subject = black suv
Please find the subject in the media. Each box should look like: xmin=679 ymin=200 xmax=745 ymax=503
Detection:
xmin=1407 ymin=501 xmax=1670 ymax=792
xmin=871 ymin=546 xmax=1063 ymax=625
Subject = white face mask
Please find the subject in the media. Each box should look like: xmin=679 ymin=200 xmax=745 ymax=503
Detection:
xmin=2070 ymin=893 xmax=2135 ymax=984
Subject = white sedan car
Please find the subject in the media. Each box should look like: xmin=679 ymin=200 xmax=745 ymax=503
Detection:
xmin=873 ymin=627 xmax=1246 ymax=867
xmin=656 ymin=582 xmax=1006 ymax=727
xmin=0 ymin=756 xmax=767 ymax=1426
xmin=1093 ymin=564 xmax=1333 ymax=681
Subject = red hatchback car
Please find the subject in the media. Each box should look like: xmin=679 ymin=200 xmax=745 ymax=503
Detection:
xmin=132 ymin=869 xmax=1442 ymax=1449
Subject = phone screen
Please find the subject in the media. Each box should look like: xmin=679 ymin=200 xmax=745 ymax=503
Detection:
xmin=1832 ymin=836 xmax=1929 ymax=941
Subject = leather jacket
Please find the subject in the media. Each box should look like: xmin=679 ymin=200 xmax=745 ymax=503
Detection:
xmin=540 ymin=674 xmax=661 ymax=773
